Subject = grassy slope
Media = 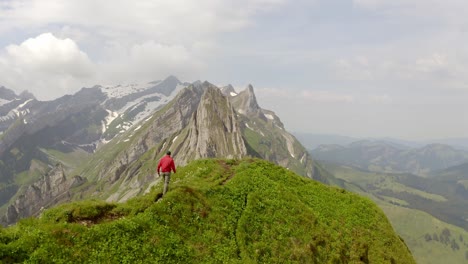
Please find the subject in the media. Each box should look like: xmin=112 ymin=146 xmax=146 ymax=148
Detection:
xmin=0 ymin=159 xmax=414 ymax=263
xmin=321 ymin=162 xmax=468 ymax=264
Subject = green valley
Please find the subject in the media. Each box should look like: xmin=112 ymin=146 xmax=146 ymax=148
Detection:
xmin=321 ymin=162 xmax=468 ymax=264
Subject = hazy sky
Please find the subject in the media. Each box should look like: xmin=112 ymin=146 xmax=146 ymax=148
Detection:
xmin=0 ymin=0 xmax=467 ymax=140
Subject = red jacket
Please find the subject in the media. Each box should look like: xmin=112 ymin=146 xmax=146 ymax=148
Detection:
xmin=157 ymin=155 xmax=176 ymax=174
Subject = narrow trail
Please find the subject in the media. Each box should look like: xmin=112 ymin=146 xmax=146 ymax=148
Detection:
xmin=219 ymin=160 xmax=236 ymax=185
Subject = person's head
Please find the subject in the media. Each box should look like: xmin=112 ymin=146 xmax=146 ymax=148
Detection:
xmin=166 ymin=151 xmax=171 ymax=156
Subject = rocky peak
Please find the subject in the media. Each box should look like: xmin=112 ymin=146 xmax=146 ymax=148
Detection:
xmin=230 ymin=84 xmax=260 ymax=115
xmin=0 ymin=86 xmax=18 ymax=101
xmin=19 ymin=90 xmax=36 ymax=100
xmin=174 ymin=85 xmax=247 ymax=164
xmin=220 ymin=84 xmax=237 ymax=96
xmin=150 ymin=75 xmax=182 ymax=96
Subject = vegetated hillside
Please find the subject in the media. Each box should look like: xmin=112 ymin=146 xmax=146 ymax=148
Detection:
xmin=311 ymin=140 xmax=468 ymax=177
xmin=0 ymin=159 xmax=415 ymax=263
xmin=434 ymin=162 xmax=468 ymax=183
xmin=317 ymin=161 xmax=468 ymax=230
xmin=320 ymin=162 xmax=468 ymax=264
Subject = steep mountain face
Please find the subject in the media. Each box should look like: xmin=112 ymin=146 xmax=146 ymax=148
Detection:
xmin=312 ymin=140 xmax=468 ymax=176
xmin=176 ymin=84 xmax=247 ymax=162
xmin=4 ymin=163 xmax=87 ymax=224
xmin=227 ymin=85 xmax=316 ymax=178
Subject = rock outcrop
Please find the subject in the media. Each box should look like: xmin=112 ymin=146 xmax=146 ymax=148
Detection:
xmin=176 ymin=84 xmax=247 ymax=163
xmin=2 ymin=163 xmax=86 ymax=225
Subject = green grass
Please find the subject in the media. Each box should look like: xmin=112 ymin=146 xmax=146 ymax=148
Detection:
xmin=0 ymin=159 xmax=415 ymax=263
xmin=379 ymin=204 xmax=468 ymax=264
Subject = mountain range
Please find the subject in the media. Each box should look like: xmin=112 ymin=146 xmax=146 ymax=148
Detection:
xmin=309 ymin=140 xmax=468 ymax=263
xmin=311 ymin=140 xmax=468 ymax=177
xmin=0 ymin=76 xmax=319 ymax=225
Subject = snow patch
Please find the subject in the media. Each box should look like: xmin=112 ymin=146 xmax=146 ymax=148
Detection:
xmin=230 ymin=92 xmax=238 ymax=96
xmin=300 ymin=153 xmax=306 ymax=164
xmin=0 ymin=98 xmax=10 ymax=106
xmin=18 ymin=99 xmax=33 ymax=109
xmin=134 ymin=125 xmax=142 ymax=131
xmin=282 ymin=133 xmax=296 ymax=159
xmin=172 ymin=136 xmax=178 ymax=143
xmin=265 ymin=114 xmax=274 ymax=120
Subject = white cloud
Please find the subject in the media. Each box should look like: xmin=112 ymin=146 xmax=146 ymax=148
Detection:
xmin=352 ymin=0 xmax=468 ymax=26
xmin=0 ymin=0 xmax=286 ymax=42
xmin=256 ymin=87 xmax=354 ymax=103
xmin=301 ymin=90 xmax=355 ymax=103
xmin=368 ymin=94 xmax=393 ymax=105
xmin=0 ymin=33 xmax=95 ymax=100
xmin=0 ymin=0 xmax=287 ymax=99
xmin=333 ymin=57 xmax=373 ymax=81
xmin=5 ymin=33 xmax=93 ymax=77
xmin=98 ymin=41 xmax=203 ymax=84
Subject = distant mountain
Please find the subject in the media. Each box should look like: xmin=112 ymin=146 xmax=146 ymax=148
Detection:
xmin=311 ymin=140 xmax=468 ymax=176
xmin=0 ymin=78 xmax=326 ymax=225
xmin=424 ymin=138 xmax=468 ymax=151
xmin=293 ymin=132 xmax=359 ymax=149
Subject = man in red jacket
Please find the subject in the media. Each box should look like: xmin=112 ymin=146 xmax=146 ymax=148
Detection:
xmin=157 ymin=151 xmax=176 ymax=196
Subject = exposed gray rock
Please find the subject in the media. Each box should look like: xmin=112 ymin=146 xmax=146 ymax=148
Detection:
xmin=2 ymin=163 xmax=87 ymax=226
xmin=230 ymin=84 xmax=261 ymax=116
xmin=175 ymin=84 xmax=247 ymax=164
xmin=220 ymin=84 xmax=236 ymax=96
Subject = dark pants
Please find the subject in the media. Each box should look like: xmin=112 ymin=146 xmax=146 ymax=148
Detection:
xmin=162 ymin=172 xmax=171 ymax=196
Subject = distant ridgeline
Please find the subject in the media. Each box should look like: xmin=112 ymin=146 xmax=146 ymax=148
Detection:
xmin=0 ymin=159 xmax=415 ymax=263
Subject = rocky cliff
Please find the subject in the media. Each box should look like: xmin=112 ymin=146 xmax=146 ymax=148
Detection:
xmin=3 ymin=163 xmax=86 ymax=225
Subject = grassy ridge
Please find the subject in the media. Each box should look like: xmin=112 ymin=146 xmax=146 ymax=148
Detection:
xmin=0 ymin=159 xmax=415 ymax=263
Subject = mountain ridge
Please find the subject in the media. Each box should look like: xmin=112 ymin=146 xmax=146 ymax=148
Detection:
xmin=311 ymin=140 xmax=468 ymax=177
xmin=0 ymin=158 xmax=416 ymax=263
xmin=0 ymin=77 xmax=323 ymax=225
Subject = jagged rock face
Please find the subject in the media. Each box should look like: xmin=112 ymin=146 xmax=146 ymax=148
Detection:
xmin=2 ymin=164 xmax=86 ymax=225
xmin=220 ymin=84 xmax=236 ymax=96
xmin=176 ymin=85 xmax=247 ymax=164
xmin=228 ymin=85 xmax=315 ymax=179
xmin=230 ymin=84 xmax=261 ymax=115
xmin=0 ymin=86 xmax=18 ymax=101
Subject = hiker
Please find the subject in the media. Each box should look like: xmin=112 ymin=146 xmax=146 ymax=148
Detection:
xmin=157 ymin=151 xmax=176 ymax=196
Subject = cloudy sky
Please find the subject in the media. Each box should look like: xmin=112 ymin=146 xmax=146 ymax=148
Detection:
xmin=0 ymin=0 xmax=467 ymax=140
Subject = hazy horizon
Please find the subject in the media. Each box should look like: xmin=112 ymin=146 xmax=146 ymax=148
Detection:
xmin=1 ymin=1 xmax=467 ymax=140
